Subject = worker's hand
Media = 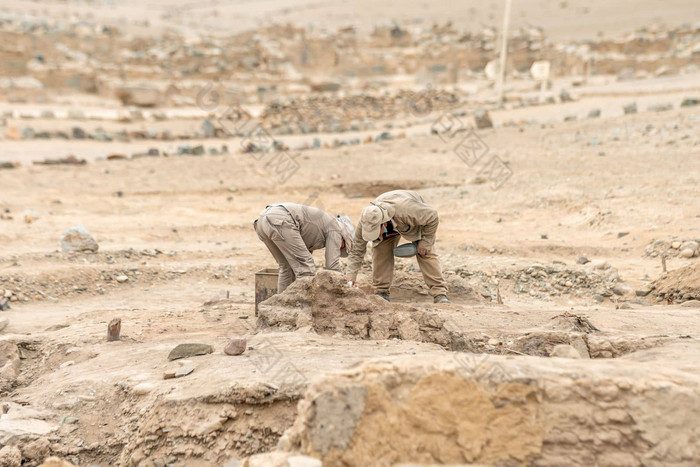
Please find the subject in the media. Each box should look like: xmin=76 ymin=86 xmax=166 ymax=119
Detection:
xmin=347 ymin=280 xmax=359 ymax=288
xmin=417 ymin=246 xmax=430 ymax=256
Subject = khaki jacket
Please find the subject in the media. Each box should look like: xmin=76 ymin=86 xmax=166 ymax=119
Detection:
xmin=346 ymin=190 xmax=439 ymax=279
xmin=274 ymin=203 xmax=344 ymax=271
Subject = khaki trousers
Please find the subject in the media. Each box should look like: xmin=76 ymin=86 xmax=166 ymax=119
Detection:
xmin=372 ymin=236 xmax=448 ymax=297
xmin=254 ymin=206 xmax=315 ymax=293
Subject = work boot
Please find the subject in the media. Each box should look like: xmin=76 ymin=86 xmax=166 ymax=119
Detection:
xmin=433 ymin=294 xmax=451 ymax=304
xmin=376 ymin=292 xmax=391 ymax=302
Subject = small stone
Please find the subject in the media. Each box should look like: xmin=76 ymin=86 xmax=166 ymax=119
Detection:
xmin=116 ymin=275 xmax=128 ymax=283
xmin=593 ymin=295 xmax=605 ymax=303
xmin=680 ymin=98 xmax=698 ymax=107
xmin=132 ymin=383 xmax=155 ymax=395
xmin=635 ymin=289 xmax=652 ymax=297
xmin=60 ymin=416 xmax=79 ymax=425
xmin=617 ymin=232 xmax=629 ymax=238
xmin=587 ymin=109 xmax=601 ymax=119
xmin=487 ymin=338 xmax=500 ymax=346
xmin=0 ymin=446 xmax=21 ymax=467
xmin=168 ymin=343 xmax=213 ymax=361
xmin=473 ymin=109 xmax=493 ymax=129
xmin=550 ymin=344 xmax=581 ymax=359
xmin=202 ymin=119 xmax=216 ymax=138
xmin=22 ymin=438 xmax=50 ymax=462
xmin=192 ymin=145 xmax=205 ymax=155
xmin=163 ymin=370 xmax=177 ymax=380
xmin=648 ymin=103 xmax=672 ymax=112
xmin=680 ymin=241 xmax=698 ymax=253
xmin=680 ymin=249 xmax=695 ymax=259
xmin=224 ymin=337 xmax=247 ymax=356
xmin=59 ymin=361 xmax=74 ymax=369
xmin=288 ymin=456 xmax=323 ymax=467
xmin=61 ymin=226 xmax=98 ymax=253
xmin=577 ymin=256 xmax=590 ymax=264
xmin=72 ymin=127 xmax=86 ymax=139
xmin=175 ymin=364 xmax=194 ymax=378
xmin=671 ymin=241 xmax=682 ymax=249
xmin=107 ymin=318 xmax=121 ymax=341
xmin=0 ymin=298 xmax=9 ymax=311
xmin=592 ymin=260 xmax=610 ymax=270
xmin=623 ymin=102 xmax=637 ymax=114
xmin=680 ymin=300 xmax=700 ymax=308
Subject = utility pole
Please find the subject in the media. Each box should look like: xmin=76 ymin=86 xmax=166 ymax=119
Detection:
xmin=496 ymin=0 xmax=512 ymax=105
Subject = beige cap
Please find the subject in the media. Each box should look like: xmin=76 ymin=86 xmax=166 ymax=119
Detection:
xmin=360 ymin=204 xmax=389 ymax=242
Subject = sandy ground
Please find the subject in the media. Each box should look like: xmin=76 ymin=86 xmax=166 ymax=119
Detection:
xmin=1 ymin=1 xmax=700 ymax=465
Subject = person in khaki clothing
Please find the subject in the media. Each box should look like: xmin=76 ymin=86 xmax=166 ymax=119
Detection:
xmin=346 ymin=190 xmax=450 ymax=303
xmin=254 ymin=203 xmax=355 ymax=293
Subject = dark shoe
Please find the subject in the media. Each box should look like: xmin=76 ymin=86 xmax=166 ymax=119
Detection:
xmin=433 ymin=294 xmax=451 ymax=304
xmin=376 ymin=292 xmax=391 ymax=302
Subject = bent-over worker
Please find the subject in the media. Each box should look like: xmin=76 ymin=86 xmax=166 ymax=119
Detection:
xmin=254 ymin=203 xmax=355 ymax=293
xmin=346 ymin=190 xmax=450 ymax=303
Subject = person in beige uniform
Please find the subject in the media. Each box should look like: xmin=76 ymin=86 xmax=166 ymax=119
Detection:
xmin=254 ymin=203 xmax=355 ymax=293
xmin=346 ymin=190 xmax=450 ymax=303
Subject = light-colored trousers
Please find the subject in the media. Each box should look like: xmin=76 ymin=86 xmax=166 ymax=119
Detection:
xmin=373 ymin=236 xmax=448 ymax=297
xmin=254 ymin=206 xmax=315 ymax=293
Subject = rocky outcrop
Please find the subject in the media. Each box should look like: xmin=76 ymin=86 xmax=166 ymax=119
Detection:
xmin=279 ymin=348 xmax=700 ymax=466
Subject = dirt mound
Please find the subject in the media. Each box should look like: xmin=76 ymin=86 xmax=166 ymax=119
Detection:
xmin=276 ymin=352 xmax=700 ymax=466
xmin=258 ymin=271 xmax=450 ymax=343
xmin=651 ymin=265 xmax=700 ymax=303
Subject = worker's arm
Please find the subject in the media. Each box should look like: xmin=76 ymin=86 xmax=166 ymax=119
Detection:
xmin=410 ymin=202 xmax=439 ymax=251
xmin=324 ymin=230 xmax=343 ymax=272
xmin=345 ymin=223 xmax=368 ymax=281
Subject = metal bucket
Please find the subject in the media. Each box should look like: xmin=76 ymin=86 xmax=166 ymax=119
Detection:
xmin=255 ymin=268 xmax=279 ymax=315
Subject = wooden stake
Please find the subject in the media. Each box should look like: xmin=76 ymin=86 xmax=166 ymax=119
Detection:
xmin=661 ymin=255 xmax=667 ymax=273
xmin=497 ymin=287 xmax=504 ymax=304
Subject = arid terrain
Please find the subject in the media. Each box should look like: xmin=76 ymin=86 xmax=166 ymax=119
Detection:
xmin=1 ymin=1 xmax=700 ymax=466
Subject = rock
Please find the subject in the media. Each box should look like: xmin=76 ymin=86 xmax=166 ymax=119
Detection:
xmin=587 ymin=109 xmax=601 ymax=119
xmin=588 ymin=138 xmax=600 ymax=146
xmin=283 ymin=353 xmax=700 ymax=465
xmin=671 ymin=241 xmax=682 ymax=249
xmin=577 ymin=256 xmax=590 ymax=264
xmin=559 ymin=89 xmax=572 ymax=102
xmin=593 ymin=295 xmax=605 ymax=303
xmin=592 ymin=260 xmax=610 ymax=270
xmin=40 ymin=457 xmax=76 ymax=467
xmin=202 ymin=119 xmax=216 ymax=138
xmin=680 ymin=248 xmax=695 ymax=259
xmin=648 ymin=103 xmax=672 ymax=112
xmin=681 ymin=98 xmax=699 ymax=107
xmin=550 ymin=344 xmax=582 ymax=359
xmin=681 ymin=241 xmax=699 ymax=254
xmin=106 ymin=154 xmax=128 ymax=160
xmin=563 ymin=114 xmax=577 ymax=121
xmin=288 ymin=455 xmax=323 ymax=467
xmin=107 ymin=318 xmax=121 ymax=341
xmin=61 ymin=226 xmax=99 ymax=253
xmin=224 ymin=337 xmax=247 ymax=356
xmin=22 ymin=438 xmax=50 ymax=462
xmin=487 ymin=338 xmax=500 ymax=346
xmin=168 ymin=343 xmax=213 ymax=361
xmin=192 ymin=145 xmax=205 ymax=155
xmin=60 ymin=416 xmax=79 ymax=425
xmin=0 ymin=317 xmax=8 ymax=332
xmin=0 ymin=298 xmax=9 ymax=311
xmin=680 ymin=300 xmax=700 ymax=308
xmin=115 ymin=275 xmax=129 ymax=283
xmin=0 ymin=446 xmax=21 ymax=467
xmin=617 ymin=232 xmax=629 ymax=238
xmin=133 ymin=382 xmax=155 ymax=395
xmin=473 ymin=109 xmax=493 ymax=129
xmin=71 ymin=126 xmax=86 ymax=139
xmin=623 ymin=102 xmax=637 ymax=114
xmin=174 ymin=364 xmax=195 ymax=378
xmin=635 ymin=289 xmax=652 ymax=297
